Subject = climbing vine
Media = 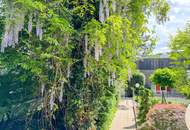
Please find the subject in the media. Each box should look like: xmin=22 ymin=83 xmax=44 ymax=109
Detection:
xmin=0 ymin=0 xmax=169 ymax=129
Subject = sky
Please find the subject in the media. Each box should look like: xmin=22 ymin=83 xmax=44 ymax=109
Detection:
xmin=150 ymin=0 xmax=190 ymax=54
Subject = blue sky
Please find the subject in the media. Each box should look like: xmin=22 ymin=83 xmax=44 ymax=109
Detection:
xmin=150 ymin=0 xmax=190 ymax=54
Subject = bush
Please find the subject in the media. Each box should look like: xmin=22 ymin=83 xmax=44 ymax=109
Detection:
xmin=137 ymin=87 xmax=158 ymax=125
xmin=146 ymin=104 xmax=188 ymax=130
xmin=96 ymin=93 xmax=118 ymax=130
xmin=126 ymin=72 xmax=146 ymax=97
xmin=179 ymin=84 xmax=190 ymax=99
xmin=129 ymin=72 xmax=146 ymax=87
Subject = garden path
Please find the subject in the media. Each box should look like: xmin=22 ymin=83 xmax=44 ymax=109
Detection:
xmin=110 ymin=98 xmax=136 ymax=130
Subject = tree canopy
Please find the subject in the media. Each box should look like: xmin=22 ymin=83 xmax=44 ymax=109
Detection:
xmin=150 ymin=68 xmax=176 ymax=103
xmin=170 ymin=23 xmax=190 ymax=68
xmin=150 ymin=68 xmax=176 ymax=89
xmin=170 ymin=22 xmax=190 ymax=99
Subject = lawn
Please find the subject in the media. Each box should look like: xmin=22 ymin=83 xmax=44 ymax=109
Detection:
xmin=153 ymin=96 xmax=190 ymax=106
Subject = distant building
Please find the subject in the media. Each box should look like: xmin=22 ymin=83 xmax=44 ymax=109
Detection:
xmin=136 ymin=53 xmax=180 ymax=96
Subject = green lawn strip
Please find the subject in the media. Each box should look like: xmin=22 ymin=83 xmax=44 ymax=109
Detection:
xmin=153 ymin=97 xmax=190 ymax=106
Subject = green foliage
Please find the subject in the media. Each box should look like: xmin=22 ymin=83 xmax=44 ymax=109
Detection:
xmin=127 ymin=72 xmax=145 ymax=97
xmin=137 ymin=87 xmax=157 ymax=125
xmin=179 ymin=83 xmax=190 ymax=99
xmin=153 ymin=97 xmax=190 ymax=106
xmin=169 ymin=23 xmax=190 ymax=99
xmin=150 ymin=68 xmax=176 ymax=90
xmin=150 ymin=68 xmax=177 ymax=103
xmin=96 ymin=91 xmax=118 ymax=130
xmin=0 ymin=0 xmax=169 ymax=129
xmin=170 ymin=22 xmax=190 ymax=67
xmin=129 ymin=72 xmax=146 ymax=87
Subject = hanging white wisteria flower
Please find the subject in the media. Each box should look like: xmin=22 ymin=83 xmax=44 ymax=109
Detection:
xmin=17 ymin=13 xmax=25 ymax=31
xmin=41 ymin=83 xmax=45 ymax=97
xmin=99 ymin=0 xmax=105 ymax=23
xmin=84 ymin=34 xmax=88 ymax=53
xmin=36 ymin=19 xmax=43 ymax=40
xmin=128 ymin=68 xmax=132 ymax=81
xmin=13 ymin=26 xmax=19 ymax=45
xmin=59 ymin=81 xmax=64 ymax=103
xmin=105 ymin=0 xmax=110 ymax=18
xmin=67 ymin=64 xmax=71 ymax=78
xmin=112 ymin=72 xmax=116 ymax=79
xmin=1 ymin=12 xmax=25 ymax=52
xmin=110 ymin=72 xmax=116 ymax=86
xmin=83 ymin=57 xmax=87 ymax=78
xmin=95 ymin=42 xmax=100 ymax=61
xmin=111 ymin=77 xmax=114 ymax=86
xmin=108 ymin=74 xmax=111 ymax=87
xmin=28 ymin=14 xmax=33 ymax=33
xmin=94 ymin=45 xmax=99 ymax=61
xmin=84 ymin=34 xmax=88 ymax=78
xmin=112 ymin=0 xmax=116 ymax=13
xmin=99 ymin=46 xmax=103 ymax=56
xmin=49 ymin=90 xmax=55 ymax=111
xmin=64 ymin=34 xmax=69 ymax=46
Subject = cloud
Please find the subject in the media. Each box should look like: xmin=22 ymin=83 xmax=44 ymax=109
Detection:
xmin=173 ymin=7 xmax=180 ymax=13
xmin=154 ymin=46 xmax=170 ymax=54
xmin=151 ymin=0 xmax=190 ymax=54
xmin=169 ymin=15 xmax=176 ymax=21
xmin=169 ymin=0 xmax=190 ymax=6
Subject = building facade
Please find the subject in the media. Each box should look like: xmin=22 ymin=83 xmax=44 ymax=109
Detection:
xmin=136 ymin=57 xmax=176 ymax=95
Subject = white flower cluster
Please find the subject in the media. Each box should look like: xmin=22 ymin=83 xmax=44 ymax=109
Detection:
xmin=36 ymin=18 xmax=43 ymax=40
xmin=28 ymin=14 xmax=33 ymax=33
xmin=84 ymin=34 xmax=90 ymax=78
xmin=128 ymin=68 xmax=132 ymax=81
xmin=49 ymin=90 xmax=55 ymax=111
xmin=1 ymin=12 xmax=43 ymax=52
xmin=99 ymin=0 xmax=115 ymax=23
xmin=94 ymin=42 xmax=101 ymax=61
xmin=1 ymin=13 xmax=25 ymax=52
xmin=58 ymin=81 xmax=64 ymax=103
xmin=108 ymin=72 xmax=116 ymax=86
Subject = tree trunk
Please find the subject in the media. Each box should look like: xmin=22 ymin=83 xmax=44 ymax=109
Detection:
xmin=161 ymin=89 xmax=167 ymax=103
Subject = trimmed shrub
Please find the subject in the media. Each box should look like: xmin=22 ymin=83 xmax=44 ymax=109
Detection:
xmin=146 ymin=104 xmax=188 ymax=130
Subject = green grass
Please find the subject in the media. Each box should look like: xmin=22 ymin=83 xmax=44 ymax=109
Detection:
xmin=153 ymin=97 xmax=190 ymax=106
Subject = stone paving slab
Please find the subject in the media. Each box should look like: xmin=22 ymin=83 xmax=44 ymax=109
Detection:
xmin=110 ymin=99 xmax=136 ymax=130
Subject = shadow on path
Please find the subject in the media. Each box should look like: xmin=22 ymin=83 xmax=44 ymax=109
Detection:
xmin=110 ymin=99 xmax=136 ymax=130
xmin=118 ymin=105 xmax=129 ymax=110
xmin=123 ymin=124 xmax=136 ymax=129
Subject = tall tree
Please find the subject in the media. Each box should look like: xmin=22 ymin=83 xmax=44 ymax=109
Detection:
xmin=170 ymin=22 xmax=190 ymax=98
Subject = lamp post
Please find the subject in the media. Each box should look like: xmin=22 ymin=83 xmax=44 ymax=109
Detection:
xmin=133 ymin=83 xmax=140 ymax=130
xmin=135 ymin=83 xmax=140 ymax=101
xmin=135 ymin=83 xmax=140 ymax=88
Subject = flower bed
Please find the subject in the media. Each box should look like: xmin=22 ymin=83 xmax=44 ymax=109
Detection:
xmin=145 ymin=104 xmax=188 ymax=130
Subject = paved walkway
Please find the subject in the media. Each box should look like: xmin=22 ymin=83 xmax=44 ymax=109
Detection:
xmin=110 ymin=99 xmax=136 ymax=130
